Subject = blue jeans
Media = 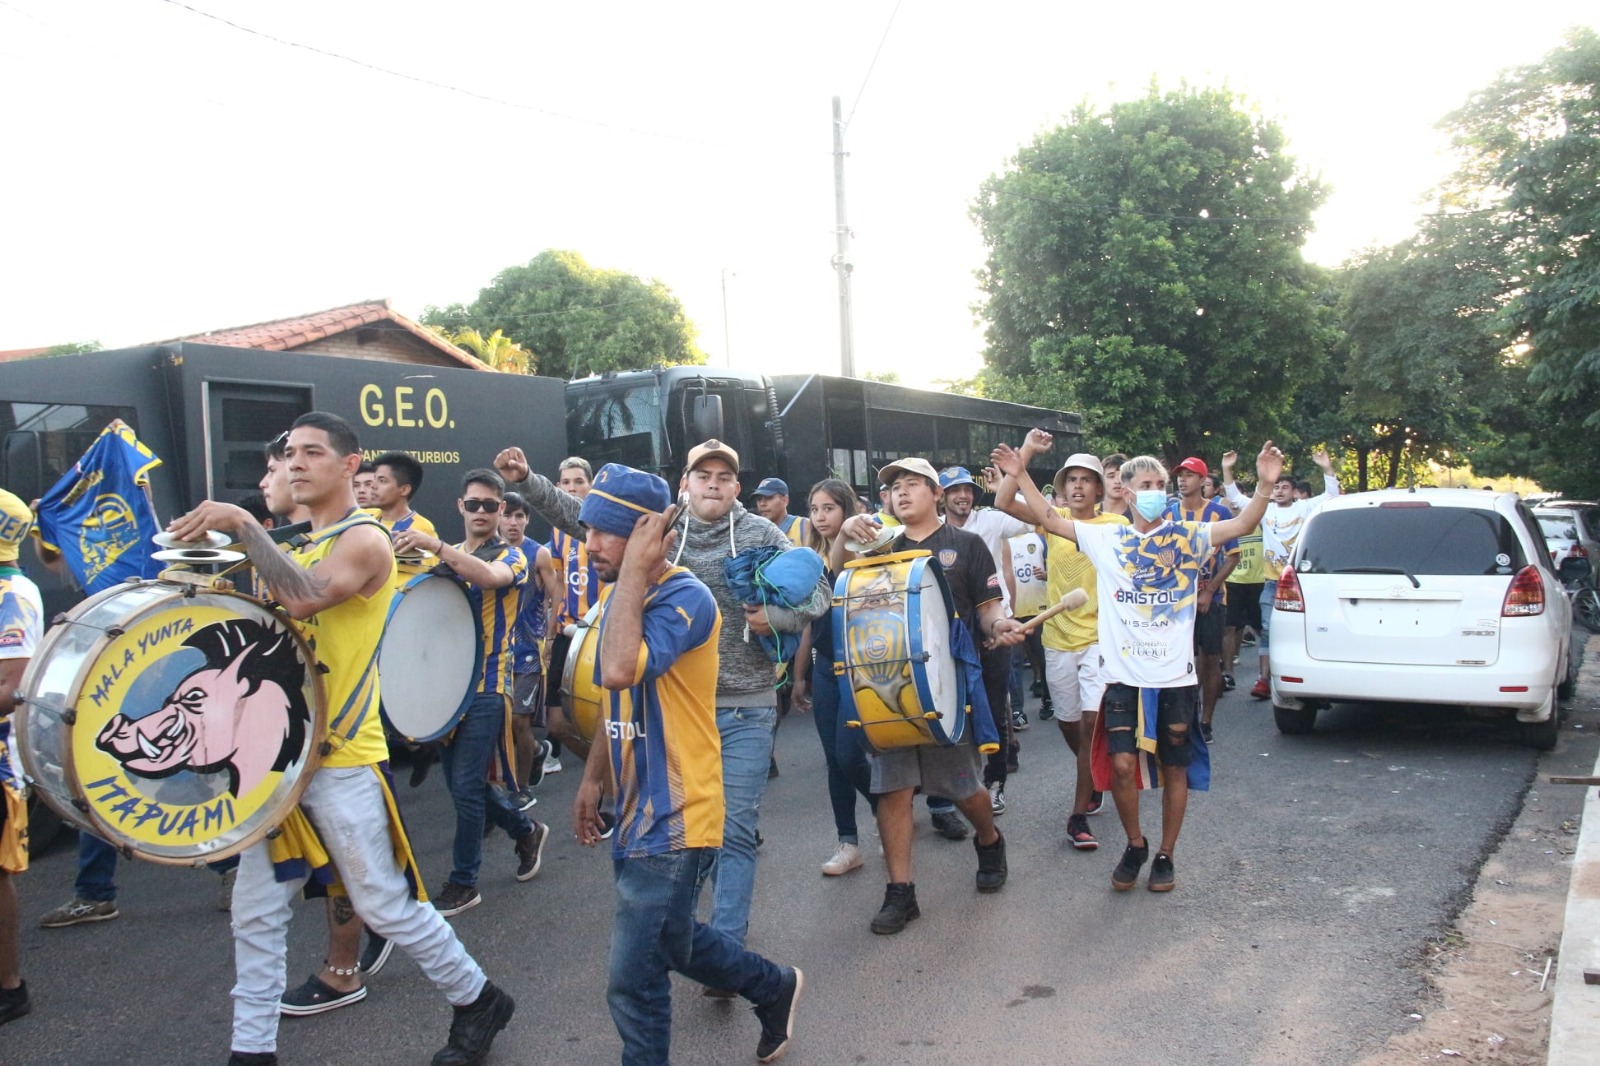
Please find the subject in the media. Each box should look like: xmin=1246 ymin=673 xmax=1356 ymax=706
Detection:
xmin=811 ymin=658 xmax=875 ymax=843
xmin=76 ymin=833 xmax=118 ymax=902
xmin=709 ymin=704 xmax=776 ymax=943
xmin=608 ymin=848 xmax=786 ymax=1066
xmin=438 ymin=692 xmax=533 ymax=888
xmin=1259 ymin=580 xmax=1278 ymax=654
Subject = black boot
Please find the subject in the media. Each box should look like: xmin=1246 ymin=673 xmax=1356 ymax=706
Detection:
xmin=974 ymin=831 xmax=1008 ymax=893
xmin=432 ymin=981 xmax=515 ymax=1066
xmin=869 ymin=882 xmax=920 ymax=935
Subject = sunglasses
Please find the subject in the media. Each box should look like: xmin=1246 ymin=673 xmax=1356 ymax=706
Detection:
xmin=461 ymin=498 xmax=503 ymax=513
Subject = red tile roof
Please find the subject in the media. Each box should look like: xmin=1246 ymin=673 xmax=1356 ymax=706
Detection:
xmin=169 ymin=299 xmax=485 ymax=370
xmin=0 ymin=347 xmax=53 ymax=363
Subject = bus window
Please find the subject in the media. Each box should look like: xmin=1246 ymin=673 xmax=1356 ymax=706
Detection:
xmin=568 ymin=383 xmax=663 ymax=473
xmin=206 ymin=385 xmax=311 ymax=502
xmin=0 ymin=401 xmax=141 ymax=502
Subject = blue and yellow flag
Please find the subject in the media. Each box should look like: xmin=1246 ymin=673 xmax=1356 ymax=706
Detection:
xmin=36 ymin=420 xmax=163 ymax=594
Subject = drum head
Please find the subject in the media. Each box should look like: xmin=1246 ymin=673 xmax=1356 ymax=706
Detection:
xmin=556 ymin=602 xmax=604 ymax=761
xmin=19 ymin=581 xmax=327 ymax=865
xmin=379 ymin=575 xmax=482 ymax=742
xmin=911 ymin=562 xmax=963 ymax=744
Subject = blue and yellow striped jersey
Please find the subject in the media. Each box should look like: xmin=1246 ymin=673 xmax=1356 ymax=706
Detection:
xmin=550 ymin=528 xmax=602 ymax=629
xmin=594 ymin=567 xmax=723 ymax=858
xmin=450 ymin=537 xmax=528 ymax=696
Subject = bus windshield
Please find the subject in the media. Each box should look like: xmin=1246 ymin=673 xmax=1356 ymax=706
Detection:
xmin=566 ymin=383 xmax=663 ymax=473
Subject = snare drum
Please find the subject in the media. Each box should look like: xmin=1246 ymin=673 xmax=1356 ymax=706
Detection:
xmin=378 ymin=573 xmax=483 ymax=743
xmin=832 ymin=550 xmax=965 ymax=754
xmin=553 ymin=602 xmax=603 ymax=761
xmin=14 ymin=579 xmax=326 ymax=865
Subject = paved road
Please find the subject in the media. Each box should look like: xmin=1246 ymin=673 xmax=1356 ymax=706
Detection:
xmin=6 ymin=669 xmax=1572 ymax=1066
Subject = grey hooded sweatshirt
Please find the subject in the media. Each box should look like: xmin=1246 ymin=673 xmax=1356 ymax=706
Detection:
xmin=670 ymin=501 xmax=830 ymax=707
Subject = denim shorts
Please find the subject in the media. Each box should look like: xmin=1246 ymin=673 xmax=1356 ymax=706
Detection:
xmin=1101 ymin=683 xmax=1196 ymax=767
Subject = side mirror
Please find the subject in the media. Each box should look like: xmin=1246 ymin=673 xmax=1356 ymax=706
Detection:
xmin=688 ymin=394 xmax=725 ymax=442
xmin=1559 ymin=555 xmax=1592 ymax=584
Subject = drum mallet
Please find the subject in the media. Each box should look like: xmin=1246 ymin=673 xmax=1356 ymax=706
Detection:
xmin=1011 ymin=588 xmax=1090 ymax=635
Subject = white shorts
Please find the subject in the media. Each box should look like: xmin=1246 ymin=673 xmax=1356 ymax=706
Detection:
xmin=1045 ymin=645 xmax=1106 ymax=723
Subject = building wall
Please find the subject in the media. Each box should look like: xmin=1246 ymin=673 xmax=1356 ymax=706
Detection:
xmin=287 ymin=327 xmax=469 ymax=368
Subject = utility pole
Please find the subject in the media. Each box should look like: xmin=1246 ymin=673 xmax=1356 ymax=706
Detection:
xmin=831 ymin=96 xmax=856 ymax=379
xmin=721 ymin=268 xmax=734 ymax=367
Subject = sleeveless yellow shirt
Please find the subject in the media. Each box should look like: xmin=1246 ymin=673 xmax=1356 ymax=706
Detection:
xmin=291 ymin=513 xmax=396 ymax=768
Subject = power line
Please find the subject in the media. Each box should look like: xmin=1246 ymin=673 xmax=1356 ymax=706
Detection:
xmin=155 ymin=0 xmax=745 ymax=150
xmin=844 ymin=0 xmax=903 ymax=131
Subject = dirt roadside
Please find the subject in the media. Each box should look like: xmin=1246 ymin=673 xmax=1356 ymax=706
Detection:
xmin=1357 ymin=639 xmax=1600 ymax=1066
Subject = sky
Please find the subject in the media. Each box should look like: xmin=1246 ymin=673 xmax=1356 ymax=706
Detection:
xmin=3 ymin=1 xmax=1595 ymax=387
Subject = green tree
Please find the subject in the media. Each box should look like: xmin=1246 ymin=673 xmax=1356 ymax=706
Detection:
xmin=972 ymin=85 xmax=1330 ymax=462
xmin=1442 ymin=28 xmax=1600 ymax=495
xmin=424 ymin=250 xmax=705 ymax=380
xmin=446 ymin=327 xmax=531 ymax=373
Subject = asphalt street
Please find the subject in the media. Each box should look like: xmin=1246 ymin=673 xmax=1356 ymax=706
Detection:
xmin=4 ymin=662 xmax=1573 ymax=1066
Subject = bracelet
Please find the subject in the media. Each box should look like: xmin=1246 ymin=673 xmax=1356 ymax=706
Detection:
xmin=324 ymin=962 xmax=359 ymax=977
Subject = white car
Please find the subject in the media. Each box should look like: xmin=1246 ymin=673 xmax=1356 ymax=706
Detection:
xmin=1268 ymin=489 xmax=1575 ymax=749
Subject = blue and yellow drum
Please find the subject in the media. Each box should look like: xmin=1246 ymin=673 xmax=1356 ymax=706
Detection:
xmin=832 ymin=550 xmax=965 ymax=754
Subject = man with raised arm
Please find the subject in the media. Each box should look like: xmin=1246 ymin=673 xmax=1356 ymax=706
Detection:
xmin=993 ymin=439 xmax=1283 ymax=894
xmin=1220 ymin=449 xmax=1339 ymax=701
xmin=170 ymin=412 xmax=513 ymax=1066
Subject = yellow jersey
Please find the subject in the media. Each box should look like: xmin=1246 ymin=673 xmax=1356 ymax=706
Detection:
xmin=1039 ymin=510 xmax=1128 ymax=652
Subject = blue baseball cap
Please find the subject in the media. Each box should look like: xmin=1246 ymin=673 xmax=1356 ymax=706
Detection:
xmin=752 ymin=477 xmax=789 ymax=498
xmin=938 ymin=466 xmax=978 ymax=491
xmin=579 ymin=463 xmax=673 ymax=538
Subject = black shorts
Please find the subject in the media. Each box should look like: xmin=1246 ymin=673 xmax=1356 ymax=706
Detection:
xmin=1100 ymin=683 xmax=1196 ymax=767
xmin=1226 ymin=584 xmax=1263 ymax=631
xmin=546 ymin=632 xmax=572 ymax=708
xmin=1193 ymin=603 xmax=1225 ymax=655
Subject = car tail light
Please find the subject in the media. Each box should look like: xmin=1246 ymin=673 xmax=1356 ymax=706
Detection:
xmin=1573 ymin=544 xmax=1588 ymax=558
xmin=1275 ymin=566 xmax=1305 ymax=613
xmin=1501 ymin=566 xmax=1545 ymax=617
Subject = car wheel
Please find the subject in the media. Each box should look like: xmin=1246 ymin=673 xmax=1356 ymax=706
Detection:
xmin=1273 ymin=703 xmax=1317 ymax=735
xmin=1575 ymin=588 xmax=1600 ymax=633
xmin=25 ymin=791 xmax=66 ymax=859
xmin=1558 ymin=643 xmax=1579 ymax=700
xmin=1521 ymin=708 xmax=1559 ymax=751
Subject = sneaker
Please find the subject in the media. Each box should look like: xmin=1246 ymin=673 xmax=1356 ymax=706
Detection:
xmin=409 ymin=743 xmax=439 ymax=787
xmin=821 ymin=842 xmax=864 ymax=876
xmin=1148 ymin=852 xmax=1176 ymax=893
xmin=974 ymin=831 xmax=1008 ymax=893
xmin=1039 ymin=695 xmax=1054 ymax=721
xmin=1222 ymin=673 xmax=1235 ymax=691
xmin=525 ymin=740 xmax=550 ymax=790
xmin=542 ymin=751 xmax=563 ymax=774
xmin=1249 ymin=678 xmax=1270 ymax=700
xmin=1086 ymin=791 xmax=1106 ymax=816
xmin=1031 ymin=679 xmax=1045 ymax=698
xmin=227 ymin=1054 xmax=278 ymax=1066
xmin=39 ymin=897 xmax=118 ymax=928
xmin=1066 ymin=813 xmax=1098 ymax=851
xmin=754 ymin=967 xmax=804 ymax=1063
xmin=432 ymin=980 xmax=514 ymax=1066
xmin=929 ymin=810 xmax=968 ymax=841
xmin=988 ymin=781 xmax=1006 ymax=816
xmin=1112 ymin=839 xmax=1150 ymax=891
xmin=218 ymin=867 xmax=237 ymax=912
xmin=702 ymin=986 xmax=737 ymax=1000
xmin=1011 ymin=706 xmax=1030 ymax=731
xmin=279 ymin=974 xmax=367 ymax=1017
xmin=870 ymin=882 xmax=920 ymax=934
xmin=433 ymin=882 xmax=482 ymax=917
xmin=359 ymin=930 xmax=393 ymax=976
xmin=1200 ymin=721 xmax=1214 ymax=744
xmin=511 ymin=787 xmax=538 ymax=812
xmin=597 ymin=810 xmax=616 ymax=840
xmin=0 ymin=981 xmax=29 ymax=1027
xmin=514 ymin=822 xmax=548 ymax=882
xmin=768 ymin=755 xmax=780 ymax=779
xmin=1241 ymin=630 xmax=1258 ymax=647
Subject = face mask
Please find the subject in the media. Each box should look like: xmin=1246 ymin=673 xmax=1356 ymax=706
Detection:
xmin=1134 ymin=490 xmax=1167 ymax=521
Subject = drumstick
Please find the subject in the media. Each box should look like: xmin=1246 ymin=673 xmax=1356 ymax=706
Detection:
xmin=1012 ymin=588 xmax=1090 ymax=635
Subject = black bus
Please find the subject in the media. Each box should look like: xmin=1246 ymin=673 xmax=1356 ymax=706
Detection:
xmin=564 ymin=366 xmax=1082 ymax=501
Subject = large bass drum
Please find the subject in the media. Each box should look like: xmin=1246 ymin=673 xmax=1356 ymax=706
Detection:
xmin=378 ymin=573 xmax=482 ymax=743
xmin=832 ymin=550 xmax=966 ymax=754
xmin=553 ymin=601 xmax=603 ymax=761
xmin=15 ymin=579 xmax=327 ymax=866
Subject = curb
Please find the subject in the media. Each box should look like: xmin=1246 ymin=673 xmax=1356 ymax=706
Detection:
xmin=1548 ymin=633 xmax=1600 ymax=1063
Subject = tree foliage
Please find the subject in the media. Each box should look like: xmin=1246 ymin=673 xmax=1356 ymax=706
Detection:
xmin=445 ymin=327 xmax=531 ymax=374
xmin=972 ymin=85 xmax=1329 ymax=462
xmin=423 ymin=250 xmax=705 ymax=380
xmin=1441 ymin=28 xmax=1600 ymax=495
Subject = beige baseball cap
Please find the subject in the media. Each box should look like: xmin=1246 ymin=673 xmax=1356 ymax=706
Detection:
xmin=684 ymin=439 xmax=741 ymax=474
xmin=877 ymin=457 xmax=941 ymax=489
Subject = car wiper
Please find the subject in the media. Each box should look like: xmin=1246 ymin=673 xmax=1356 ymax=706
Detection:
xmin=1329 ymin=566 xmax=1420 ymax=588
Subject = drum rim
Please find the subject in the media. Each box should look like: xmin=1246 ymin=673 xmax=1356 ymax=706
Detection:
xmin=905 ymin=556 xmax=964 ymax=745
xmin=557 ymin=600 xmax=604 ymax=759
xmin=16 ymin=580 xmax=329 ymax=867
xmin=378 ymin=572 xmax=484 ymax=743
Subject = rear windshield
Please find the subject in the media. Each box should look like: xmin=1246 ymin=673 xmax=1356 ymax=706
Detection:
xmin=1537 ymin=514 xmax=1578 ymax=540
xmin=1296 ymin=506 xmax=1526 ymax=577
